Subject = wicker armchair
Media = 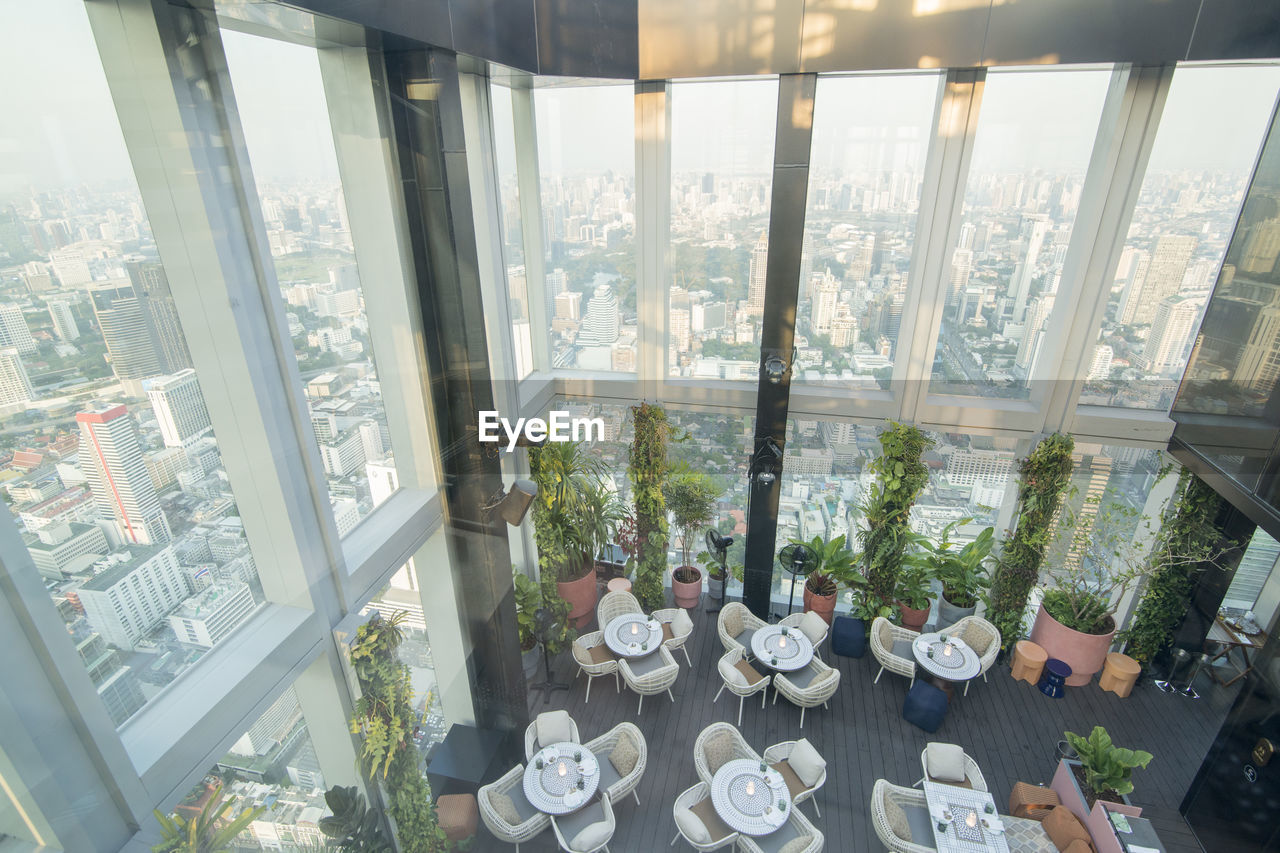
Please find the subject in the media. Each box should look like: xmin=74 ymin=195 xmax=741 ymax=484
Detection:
xmin=944 ymin=615 xmax=1001 ymax=696
xmin=915 ymin=743 xmax=989 ymax=792
xmin=669 ymin=782 xmax=739 ymax=851
xmin=772 ymin=657 xmax=840 ymax=729
xmin=652 ymin=607 xmax=694 ymax=667
xmin=597 ymin=589 xmax=643 ymax=628
xmin=584 ymin=722 xmax=647 ymax=806
xmin=693 ymin=721 xmax=761 ymax=784
xmin=478 ymin=764 xmax=551 ymax=852
xmin=572 ymin=630 xmax=620 ymax=704
xmin=523 ymin=711 xmax=582 ymax=761
xmin=871 ymin=617 xmax=919 ymax=685
xmin=735 ymin=804 xmax=824 ymax=853
xmin=871 ymin=779 xmax=935 ymax=853
xmin=763 ymin=740 xmax=826 ymax=818
xmin=550 ymin=792 xmax=615 ymax=853
xmin=779 ymin=611 xmax=830 ymax=659
xmin=618 ymin=646 xmax=679 ymax=714
xmin=713 ymin=647 xmax=771 ymax=726
xmin=717 ymin=602 xmax=766 ymax=655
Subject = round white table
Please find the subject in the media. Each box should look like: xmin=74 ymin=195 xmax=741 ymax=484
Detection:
xmin=750 ymin=625 xmax=814 ymax=672
xmin=912 ymin=632 xmax=980 ymax=699
xmin=604 ymin=613 xmax=663 ymax=659
xmin=710 ymin=758 xmax=791 ymax=836
xmin=522 ymin=742 xmax=601 ymax=815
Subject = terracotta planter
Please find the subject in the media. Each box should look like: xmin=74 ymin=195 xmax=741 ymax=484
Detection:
xmin=557 ymin=568 xmax=598 ymax=628
xmin=1028 ymin=603 xmax=1116 ymax=687
xmin=897 ymin=601 xmax=930 ymax=633
xmin=672 ymin=566 xmax=702 ymax=609
xmin=802 ymin=586 xmax=836 ymax=624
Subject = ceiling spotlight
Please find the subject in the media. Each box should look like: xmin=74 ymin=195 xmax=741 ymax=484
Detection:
xmin=749 ymin=437 xmax=783 ymax=486
xmin=764 ymin=355 xmax=788 ymax=384
xmin=483 ymin=479 xmax=538 ymax=526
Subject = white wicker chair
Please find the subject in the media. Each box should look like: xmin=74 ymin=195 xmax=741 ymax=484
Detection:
xmin=693 ymin=721 xmax=761 ymax=784
xmin=618 ymin=646 xmax=679 ymax=714
xmin=772 ymin=657 xmax=840 ymax=729
xmin=572 ymin=630 xmax=620 ymax=704
xmin=717 ymin=602 xmax=766 ymax=655
xmin=915 ymin=743 xmax=989 ymax=792
xmin=524 ymin=711 xmax=582 ymax=760
xmin=871 ymin=779 xmax=936 ymax=853
xmin=584 ymin=722 xmax=647 ymax=806
xmin=597 ymin=589 xmax=643 ymax=628
xmin=779 ymin=612 xmax=829 ymax=660
xmin=943 ymin=615 xmax=1001 ymax=696
xmin=871 ymin=616 xmax=919 ymax=685
xmin=653 ymin=607 xmax=694 ymax=667
xmin=735 ymin=803 xmax=824 ymax=853
xmin=478 ymin=764 xmax=551 ymax=852
xmin=713 ymin=647 xmax=771 ymax=727
xmin=763 ymin=740 xmax=826 ymax=818
xmin=669 ymin=782 xmax=739 ymax=851
xmin=550 ymin=792 xmax=615 ymax=853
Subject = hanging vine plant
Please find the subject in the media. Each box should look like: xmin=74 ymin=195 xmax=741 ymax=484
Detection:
xmin=1123 ymin=470 xmax=1227 ymax=665
xmin=348 ymin=612 xmax=450 ymax=853
xmin=628 ymin=402 xmax=672 ymax=610
xmin=985 ymin=433 xmax=1075 ymax=651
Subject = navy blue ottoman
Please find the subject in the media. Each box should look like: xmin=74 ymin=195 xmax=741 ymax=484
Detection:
xmin=1039 ymin=658 xmax=1071 ymax=698
xmin=903 ymin=680 xmax=948 ymax=732
xmin=831 ymin=616 xmax=867 ymax=658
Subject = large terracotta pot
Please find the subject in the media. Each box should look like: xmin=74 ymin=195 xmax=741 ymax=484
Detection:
xmin=802 ymin=586 xmax=836 ymax=624
xmin=897 ymin=601 xmax=930 ymax=633
xmin=672 ymin=566 xmax=702 ymax=609
xmin=1028 ymin=603 xmax=1116 ymax=687
xmin=557 ymin=568 xmax=598 ymax=628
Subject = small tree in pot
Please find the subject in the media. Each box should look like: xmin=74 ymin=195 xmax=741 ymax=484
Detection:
xmin=664 ymin=466 xmax=719 ymax=608
xmin=894 ymin=558 xmax=934 ymax=632
xmin=906 ymin=520 xmax=995 ymax=626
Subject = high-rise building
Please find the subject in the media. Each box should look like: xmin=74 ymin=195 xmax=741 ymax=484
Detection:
xmin=1141 ymin=296 xmax=1200 ymax=375
xmin=670 ymin=308 xmax=691 ymax=352
xmin=0 ymin=347 xmax=34 ymax=414
xmin=76 ymin=632 xmax=146 ymax=726
xmin=77 ymin=545 xmax=188 ymax=649
xmin=691 ymin=301 xmax=726 ymax=331
xmin=1121 ymin=234 xmax=1197 ymax=325
xmin=1009 ymin=214 xmax=1050 ymax=323
xmin=168 ymin=581 xmax=256 ymax=648
xmin=48 ymin=299 xmax=80 ymax=340
xmin=811 ymin=269 xmax=841 ymax=335
xmin=26 ymin=521 xmax=109 ymax=579
xmin=948 ymin=248 xmax=973 ymax=311
xmin=125 ymin=257 xmax=193 ymax=373
xmin=0 ymin=303 xmax=36 ymax=355
xmin=91 ymin=280 xmax=165 ymax=392
xmin=78 ymin=404 xmax=172 ymax=546
xmin=577 ymin=284 xmax=620 ymax=345
xmin=1087 ymin=344 xmax=1114 ymax=380
xmin=146 ymin=369 xmax=212 ymax=449
xmin=745 ymin=233 xmax=768 ymax=318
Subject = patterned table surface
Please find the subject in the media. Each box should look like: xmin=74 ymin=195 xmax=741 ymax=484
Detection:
xmin=522 ymin=743 xmax=601 ymax=815
xmin=750 ymin=625 xmax=814 ymax=672
xmin=913 ymin=632 xmax=981 ymax=682
xmin=923 ymin=781 xmax=1010 ymax=852
xmin=604 ymin=614 xmax=664 ymax=659
xmin=710 ymin=758 xmax=792 ymax=836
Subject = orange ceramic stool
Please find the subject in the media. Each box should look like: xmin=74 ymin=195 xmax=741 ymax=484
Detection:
xmin=607 ymin=577 xmax=632 ymax=594
xmin=1012 ymin=640 xmax=1048 ymax=685
xmin=1099 ymin=652 xmax=1141 ymax=698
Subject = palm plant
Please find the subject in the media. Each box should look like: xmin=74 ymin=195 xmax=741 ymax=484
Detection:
xmin=152 ymin=784 xmax=265 ymax=853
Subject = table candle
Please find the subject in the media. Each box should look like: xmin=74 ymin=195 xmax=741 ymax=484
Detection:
xmin=966 ymin=811 xmax=978 ymax=828
xmin=779 ymin=635 xmax=787 ymax=648
xmin=631 ymin=623 xmax=638 ymax=635
xmin=943 ymin=643 xmax=953 ymax=657
xmin=746 ymin=780 xmax=755 ymax=796
xmin=558 ymin=761 xmax=567 ymax=777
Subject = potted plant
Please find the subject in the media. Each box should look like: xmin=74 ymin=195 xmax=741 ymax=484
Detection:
xmin=319 ymin=786 xmax=393 ymax=853
xmin=629 ymin=402 xmax=673 ymax=610
xmin=152 ymin=784 xmax=265 ymax=853
xmin=513 ymin=568 xmax=542 ymax=680
xmin=786 ymin=534 xmax=856 ymax=624
xmin=698 ymin=547 xmax=743 ymax=604
xmin=664 ymin=466 xmax=719 ymax=608
xmin=907 ymin=520 xmax=995 ymax=626
xmin=1051 ymin=726 xmax=1152 ymax=820
xmin=894 ymin=558 xmax=933 ymax=632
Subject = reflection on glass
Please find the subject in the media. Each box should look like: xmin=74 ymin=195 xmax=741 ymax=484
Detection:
xmin=1083 ymin=66 xmax=1280 ymax=411
xmin=0 ymin=0 xmax=263 ymax=728
xmin=796 ymin=74 xmax=940 ymax=390
xmin=491 ymin=83 xmax=534 ymax=378
xmin=668 ymin=80 xmax=778 ymax=380
xmin=930 ymin=69 xmax=1111 ymax=399
xmin=535 ymin=86 xmax=636 ymax=372
xmin=222 ymin=30 xmax=398 ymax=532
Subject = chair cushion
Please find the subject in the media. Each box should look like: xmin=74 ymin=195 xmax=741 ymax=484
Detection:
xmin=798 ymin=611 xmax=827 ymax=644
xmin=892 ymin=637 xmax=916 ymax=661
xmin=487 ymin=791 xmax=521 ymax=826
xmin=1061 ymin=841 xmax=1093 ymax=853
xmin=903 ymin=802 xmax=934 ymax=846
xmin=536 ymin=710 xmax=573 ymax=747
xmin=662 ymin=623 xmax=675 ymax=641
xmin=884 ymin=797 xmax=911 ymax=840
xmin=720 ymin=656 xmax=747 ymax=687
xmin=925 ymin=743 xmax=967 ymax=783
xmin=588 ymin=644 xmax=615 ymax=664
xmin=734 ymin=659 xmax=766 ymax=686
xmin=627 ymin=653 xmax=666 ymax=676
xmin=771 ymin=760 xmax=805 ymax=798
xmin=725 ymin=608 xmax=744 ymax=637
xmin=788 ymin=739 xmax=825 ymax=788
xmin=674 ymin=806 xmax=710 ymax=844
xmin=673 ymin=607 xmax=693 ymax=636
xmin=571 ymin=820 xmax=612 ymax=851
xmin=610 ymin=734 xmax=639 ymax=775
xmin=690 ymin=795 xmax=734 ymax=841
xmin=784 ymin=665 xmax=819 ymax=689
xmin=778 ymin=836 xmax=812 ymax=853
xmin=597 ymin=756 xmax=622 ymax=793
xmin=735 ymin=626 xmax=758 ymax=652
xmin=1042 ymin=806 xmax=1093 ymax=852
xmin=704 ymin=731 xmax=735 ymax=774
xmin=963 ymin=621 xmax=993 ymax=655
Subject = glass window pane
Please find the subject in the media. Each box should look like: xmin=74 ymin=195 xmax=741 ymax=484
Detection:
xmin=491 ymin=83 xmax=534 ymax=379
xmin=221 ymin=30 xmax=399 ymax=530
xmin=1081 ymin=65 xmax=1280 ymax=411
xmin=0 ymin=0 xmax=265 ymax=727
xmin=668 ymin=79 xmax=778 ymax=380
xmin=796 ymin=73 xmax=940 ymax=390
xmin=535 ymin=86 xmax=636 ymax=372
xmin=929 ymin=69 xmax=1112 ymax=399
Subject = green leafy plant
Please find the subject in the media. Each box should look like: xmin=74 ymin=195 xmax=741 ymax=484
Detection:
xmin=152 ymin=784 xmax=265 ymax=853
xmin=513 ymin=569 xmax=541 ymax=652
xmin=907 ymin=519 xmax=994 ymax=609
xmin=986 ymin=433 xmax=1075 ymax=650
xmin=664 ymin=466 xmax=719 ymax=582
xmin=319 ymin=786 xmax=393 ymax=853
xmin=1064 ymin=726 xmax=1153 ymax=800
xmin=629 ymin=402 xmax=673 ymax=609
xmin=787 ymin=533 xmax=855 ymax=600
xmin=894 ymin=558 xmax=933 ymax=611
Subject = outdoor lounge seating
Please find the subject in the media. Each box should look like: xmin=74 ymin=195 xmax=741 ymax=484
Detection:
xmin=734 ymin=804 xmax=824 ymax=853
xmin=717 ymin=602 xmax=766 ymax=655
xmin=571 ymin=630 xmax=620 ymax=704
xmin=550 ymin=792 xmax=616 ymax=853
xmin=618 ymin=645 xmax=680 ymax=714
xmin=915 ymin=742 xmax=989 ymax=792
xmin=871 ymin=616 xmax=919 ymax=685
xmin=597 ymin=589 xmax=644 ymax=628
xmin=944 ymin=615 xmax=1001 ymax=696
xmin=669 ymin=781 xmax=739 ymax=851
xmin=713 ymin=647 xmax=771 ymax=726
xmin=583 ymin=722 xmax=647 ymax=806
xmin=693 ymin=721 xmax=761 ymax=784
xmin=772 ymin=657 xmax=840 ymax=729
xmin=870 ymin=779 xmax=936 ymax=853
xmin=478 ymin=764 xmax=551 ymax=852
xmin=779 ymin=611 xmax=830 ymax=659
xmin=524 ymin=710 xmax=582 ymax=760
xmin=653 ymin=606 xmax=695 ymax=667
xmin=763 ymin=738 xmax=827 ymax=818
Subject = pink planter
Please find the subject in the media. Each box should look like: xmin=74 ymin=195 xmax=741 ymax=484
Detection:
xmin=1028 ymin=603 xmax=1115 ymax=687
xmin=1050 ymin=760 xmax=1141 ymax=853
xmin=557 ymin=569 xmax=598 ymax=628
xmin=672 ymin=567 xmax=702 ymax=609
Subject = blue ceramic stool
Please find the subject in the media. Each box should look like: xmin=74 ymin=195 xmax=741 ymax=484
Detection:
xmin=902 ymin=680 xmax=948 ymax=732
xmin=1039 ymin=658 xmax=1072 ymax=698
xmin=831 ymin=616 xmax=866 ymax=658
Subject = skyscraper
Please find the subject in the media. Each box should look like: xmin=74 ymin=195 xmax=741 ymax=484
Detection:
xmin=0 ymin=303 xmax=36 ymax=355
xmin=1121 ymin=234 xmax=1197 ymax=326
xmin=146 ymin=369 xmax=212 ymax=449
xmin=1141 ymin=296 xmax=1200 ymax=375
xmin=0 ymin=347 xmax=34 ymax=414
xmin=78 ymin=404 xmax=172 ymax=546
xmin=48 ymin=299 xmax=80 ymax=340
xmin=1009 ymin=214 xmax=1050 ymax=323
xmin=125 ymin=257 xmax=193 ymax=373
xmin=577 ymin=284 xmax=620 ymax=345
xmin=812 ymin=269 xmax=841 ymax=334
xmin=76 ymin=545 xmax=187 ymax=649
xmin=746 ymin=233 xmax=768 ymax=318
xmin=91 ymin=281 xmax=165 ymax=394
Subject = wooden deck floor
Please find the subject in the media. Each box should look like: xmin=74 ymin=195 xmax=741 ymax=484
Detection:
xmin=488 ymin=597 xmax=1235 ymax=852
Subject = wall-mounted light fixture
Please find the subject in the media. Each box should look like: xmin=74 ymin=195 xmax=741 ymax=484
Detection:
xmin=749 ymin=438 xmax=783 ymax=486
xmin=761 ymin=347 xmax=796 ymax=384
xmin=482 ymin=479 xmax=538 ymax=526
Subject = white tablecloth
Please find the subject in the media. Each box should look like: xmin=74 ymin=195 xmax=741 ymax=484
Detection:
xmin=710 ymin=758 xmax=792 ymax=836
xmin=522 ymin=742 xmax=601 ymax=815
